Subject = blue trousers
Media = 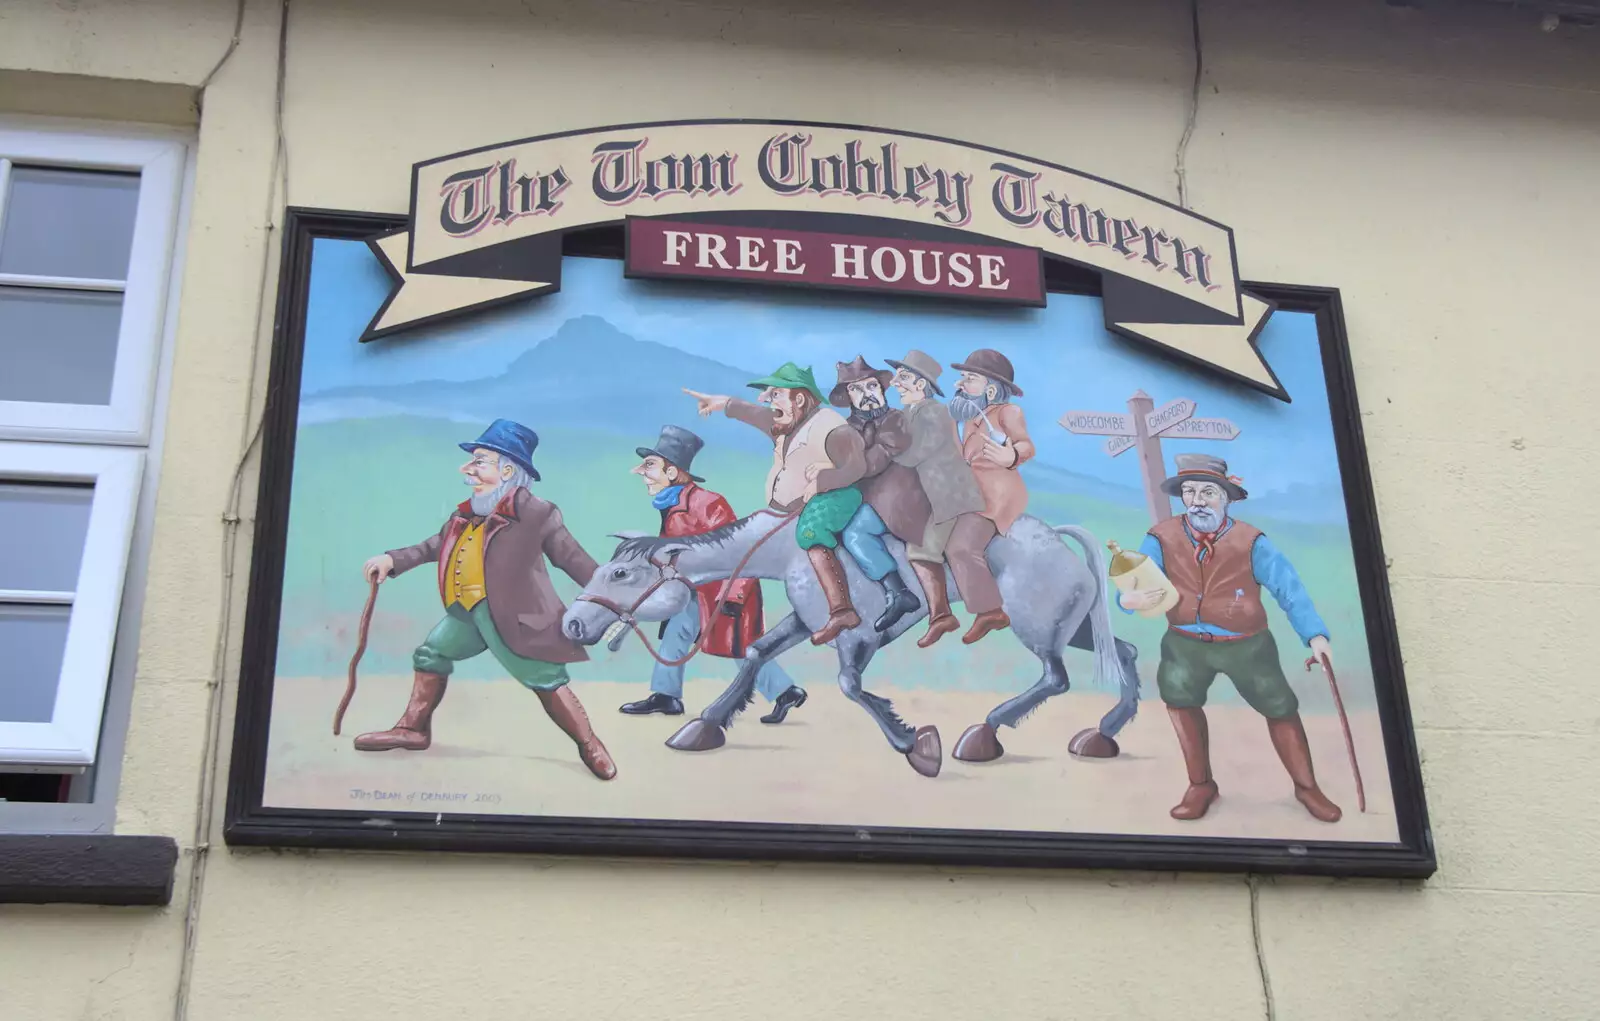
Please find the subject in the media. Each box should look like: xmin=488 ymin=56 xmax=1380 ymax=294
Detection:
xmin=649 ymin=602 xmax=794 ymax=701
xmin=841 ymin=504 xmax=898 ymax=582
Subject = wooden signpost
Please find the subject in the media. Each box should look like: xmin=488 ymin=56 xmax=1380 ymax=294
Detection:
xmin=1060 ymin=391 xmax=1240 ymax=525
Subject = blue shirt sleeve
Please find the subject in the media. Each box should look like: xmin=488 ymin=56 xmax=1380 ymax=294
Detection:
xmin=1251 ymin=534 xmax=1328 ymax=645
xmin=1115 ymin=534 xmax=1166 ymax=614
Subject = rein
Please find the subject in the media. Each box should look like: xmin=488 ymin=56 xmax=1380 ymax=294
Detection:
xmin=576 ymin=509 xmax=799 ymax=668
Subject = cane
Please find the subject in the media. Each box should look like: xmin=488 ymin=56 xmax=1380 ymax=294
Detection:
xmin=333 ymin=577 xmax=380 ymax=736
xmin=1304 ymin=651 xmax=1366 ymax=813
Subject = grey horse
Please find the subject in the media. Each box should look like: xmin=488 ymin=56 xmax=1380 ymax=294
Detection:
xmin=561 ymin=509 xmax=1142 ymax=777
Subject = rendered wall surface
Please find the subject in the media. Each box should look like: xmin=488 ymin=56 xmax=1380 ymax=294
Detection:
xmin=0 ymin=1 xmax=1596 ymax=1018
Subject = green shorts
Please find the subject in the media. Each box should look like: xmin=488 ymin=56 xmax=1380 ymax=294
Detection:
xmin=795 ymin=485 xmax=863 ymax=550
xmin=412 ymin=602 xmax=571 ymax=692
xmin=1155 ymin=628 xmax=1299 ymax=719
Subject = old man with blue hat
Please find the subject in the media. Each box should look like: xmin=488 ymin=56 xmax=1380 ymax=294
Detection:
xmin=356 ymin=418 xmax=617 ymax=780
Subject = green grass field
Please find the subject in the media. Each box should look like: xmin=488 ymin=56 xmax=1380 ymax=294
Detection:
xmin=273 ymin=414 xmax=1376 ymax=712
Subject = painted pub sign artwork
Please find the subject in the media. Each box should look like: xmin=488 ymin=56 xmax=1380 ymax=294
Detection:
xmin=226 ymin=121 xmax=1432 ymax=877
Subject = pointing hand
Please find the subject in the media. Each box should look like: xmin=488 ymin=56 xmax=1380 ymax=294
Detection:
xmin=683 ymin=388 xmax=730 ymax=417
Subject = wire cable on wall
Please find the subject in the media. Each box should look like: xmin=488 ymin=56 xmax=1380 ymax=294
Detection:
xmin=1173 ymin=0 xmax=1204 ymax=209
xmin=172 ymin=3 xmax=292 ymax=1018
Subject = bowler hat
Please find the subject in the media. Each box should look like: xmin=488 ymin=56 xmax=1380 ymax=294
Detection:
xmin=636 ymin=424 xmax=706 ymax=483
xmin=885 ymin=349 xmax=945 ymax=396
xmin=1159 ymin=453 xmax=1247 ymax=501
xmin=746 ymin=362 xmax=825 ymax=404
xmin=828 ymin=355 xmax=894 ymax=407
xmin=459 ymin=419 xmax=541 ymax=481
xmin=950 ymin=348 xmax=1023 ymax=396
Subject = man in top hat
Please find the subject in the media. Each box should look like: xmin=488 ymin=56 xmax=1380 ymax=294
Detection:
xmin=619 ymin=424 xmax=808 ymax=723
xmin=885 ymin=349 xmax=1004 ymax=647
xmin=947 ymin=348 xmax=1036 ymax=644
xmin=827 ymin=355 xmax=930 ymax=634
xmin=1116 ymin=453 xmax=1342 ymax=824
xmin=356 ymin=418 xmax=617 ymax=780
xmin=684 ymin=362 xmax=869 ymax=646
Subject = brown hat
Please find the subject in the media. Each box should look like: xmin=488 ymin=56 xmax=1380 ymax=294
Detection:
xmin=1159 ymin=453 xmax=1248 ymax=501
xmin=885 ymin=349 xmax=944 ymax=396
xmin=950 ymin=348 xmax=1023 ymax=396
xmin=828 ymin=355 xmax=894 ymax=407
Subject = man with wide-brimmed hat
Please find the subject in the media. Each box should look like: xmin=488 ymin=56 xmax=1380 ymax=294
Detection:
xmin=826 ymin=354 xmax=930 ymax=634
xmin=619 ymin=424 xmax=808 ymax=723
xmin=685 ymin=362 xmax=869 ymax=645
xmin=355 ymin=419 xmax=617 ymax=780
xmin=1116 ymin=453 xmax=1341 ymax=824
xmin=947 ymin=348 xmax=1036 ymax=644
xmin=886 ymin=349 xmax=1002 ymax=647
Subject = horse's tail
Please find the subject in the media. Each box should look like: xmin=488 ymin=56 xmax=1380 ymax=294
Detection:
xmin=1051 ymin=524 xmax=1122 ymax=695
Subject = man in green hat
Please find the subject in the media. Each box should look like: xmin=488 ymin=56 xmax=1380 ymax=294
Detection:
xmin=684 ymin=362 xmax=869 ymax=645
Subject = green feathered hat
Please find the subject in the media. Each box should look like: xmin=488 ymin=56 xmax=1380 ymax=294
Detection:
xmin=746 ymin=361 xmax=824 ymax=404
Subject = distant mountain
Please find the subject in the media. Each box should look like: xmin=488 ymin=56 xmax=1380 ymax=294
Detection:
xmin=302 ymin=315 xmax=775 ymax=455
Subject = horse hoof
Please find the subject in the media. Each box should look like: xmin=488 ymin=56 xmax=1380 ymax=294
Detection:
xmin=906 ymin=725 xmax=942 ymax=777
xmin=952 ymin=723 xmax=1004 ymax=762
xmin=665 ymin=718 xmax=726 ymax=752
xmin=1068 ymin=728 xmax=1120 ymax=759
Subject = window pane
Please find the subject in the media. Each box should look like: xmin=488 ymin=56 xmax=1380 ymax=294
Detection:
xmin=0 ymin=603 xmax=70 ymax=723
xmin=0 ymin=166 xmax=141 ymax=280
xmin=0 ymin=482 xmax=93 ymax=591
xmin=0 ymin=287 xmax=121 ymax=404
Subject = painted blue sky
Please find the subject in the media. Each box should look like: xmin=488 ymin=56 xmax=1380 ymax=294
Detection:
xmin=302 ymin=238 xmax=1341 ymax=497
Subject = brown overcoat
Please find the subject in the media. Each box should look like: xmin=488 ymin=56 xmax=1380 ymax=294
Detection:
xmin=387 ymin=487 xmax=598 ymax=664
xmin=848 ymin=408 xmax=933 ymax=547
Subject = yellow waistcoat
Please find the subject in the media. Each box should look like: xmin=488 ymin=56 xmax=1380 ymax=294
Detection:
xmin=445 ymin=520 xmax=488 ymax=610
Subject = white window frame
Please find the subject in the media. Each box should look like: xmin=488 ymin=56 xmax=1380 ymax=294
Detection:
xmin=0 ymin=126 xmax=185 ymax=446
xmin=0 ymin=116 xmax=191 ymax=831
xmin=0 ymin=443 xmax=142 ymax=766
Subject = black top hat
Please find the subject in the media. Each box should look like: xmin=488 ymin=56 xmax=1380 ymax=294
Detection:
xmin=636 ymin=424 xmax=706 ymax=483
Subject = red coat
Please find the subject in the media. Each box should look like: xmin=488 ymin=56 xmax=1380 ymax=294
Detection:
xmin=660 ymin=483 xmax=764 ymax=659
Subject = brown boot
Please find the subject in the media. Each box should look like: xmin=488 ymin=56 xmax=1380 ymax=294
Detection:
xmin=1167 ymin=706 xmax=1219 ymax=820
xmin=960 ymin=608 xmax=1011 ymax=645
xmin=1266 ymin=714 xmax=1342 ymax=822
xmin=353 ymin=671 xmax=448 ymax=751
xmin=537 ymin=686 xmax=617 ymax=780
xmin=806 ymin=545 xmax=861 ymax=645
xmin=912 ymin=560 xmax=960 ymax=648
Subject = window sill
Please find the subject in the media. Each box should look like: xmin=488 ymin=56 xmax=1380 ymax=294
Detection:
xmin=0 ymin=834 xmax=178 ymax=905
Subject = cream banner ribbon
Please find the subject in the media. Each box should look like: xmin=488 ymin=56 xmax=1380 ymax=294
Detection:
xmin=362 ymin=120 xmax=1283 ymax=399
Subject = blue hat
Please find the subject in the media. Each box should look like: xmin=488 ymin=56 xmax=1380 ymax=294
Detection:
xmin=460 ymin=419 xmax=541 ymax=481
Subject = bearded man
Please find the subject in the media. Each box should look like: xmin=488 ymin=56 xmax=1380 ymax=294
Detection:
xmin=619 ymin=424 xmax=807 ymax=723
xmin=885 ymin=349 xmax=1002 ymax=647
xmin=355 ymin=419 xmax=616 ymax=781
xmin=684 ymin=362 xmax=868 ymax=646
xmin=827 ymin=355 xmax=929 ymax=634
xmin=1117 ymin=453 xmax=1341 ymax=824
xmin=947 ymin=348 xmax=1035 ymax=644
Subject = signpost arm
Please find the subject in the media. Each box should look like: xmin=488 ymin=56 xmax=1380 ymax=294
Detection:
xmin=1126 ymin=390 xmax=1172 ymax=525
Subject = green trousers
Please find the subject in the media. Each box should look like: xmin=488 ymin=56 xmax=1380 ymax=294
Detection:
xmin=796 ymin=485 xmax=863 ymax=550
xmin=412 ymin=601 xmax=570 ymax=692
xmin=1155 ymin=628 xmax=1299 ymax=719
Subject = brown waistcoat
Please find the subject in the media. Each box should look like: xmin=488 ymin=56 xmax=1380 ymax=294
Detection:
xmin=1149 ymin=515 xmax=1268 ymax=636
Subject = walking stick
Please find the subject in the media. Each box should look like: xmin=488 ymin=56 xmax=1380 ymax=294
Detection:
xmin=1305 ymin=651 xmax=1366 ymax=813
xmin=334 ymin=577 xmax=380 ymax=736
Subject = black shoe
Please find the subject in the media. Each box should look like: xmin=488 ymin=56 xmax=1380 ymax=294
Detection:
xmin=619 ymin=693 xmax=684 ymax=716
xmin=760 ymin=686 xmax=808 ymax=724
xmin=874 ymin=572 xmax=921 ymax=633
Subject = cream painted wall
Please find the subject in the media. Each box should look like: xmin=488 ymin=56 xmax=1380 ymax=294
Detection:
xmin=1 ymin=0 xmax=1597 ymax=1018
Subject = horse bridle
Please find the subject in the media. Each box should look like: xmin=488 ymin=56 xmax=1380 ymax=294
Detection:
xmin=574 ymin=509 xmax=798 ymax=668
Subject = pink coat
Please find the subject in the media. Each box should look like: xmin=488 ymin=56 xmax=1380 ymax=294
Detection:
xmin=959 ymin=402 xmax=1035 ymax=535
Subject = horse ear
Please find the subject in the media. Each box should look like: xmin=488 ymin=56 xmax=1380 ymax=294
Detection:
xmin=651 ymin=541 xmax=692 ymax=568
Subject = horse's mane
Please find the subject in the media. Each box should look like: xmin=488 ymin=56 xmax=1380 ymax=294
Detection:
xmin=610 ymin=511 xmax=781 ymax=561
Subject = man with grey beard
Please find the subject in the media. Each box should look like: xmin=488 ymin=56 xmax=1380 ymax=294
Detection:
xmin=354 ymin=419 xmax=617 ymax=781
xmin=1116 ymin=453 xmax=1340 ymax=824
xmin=948 ymin=348 xmax=1036 ymax=644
